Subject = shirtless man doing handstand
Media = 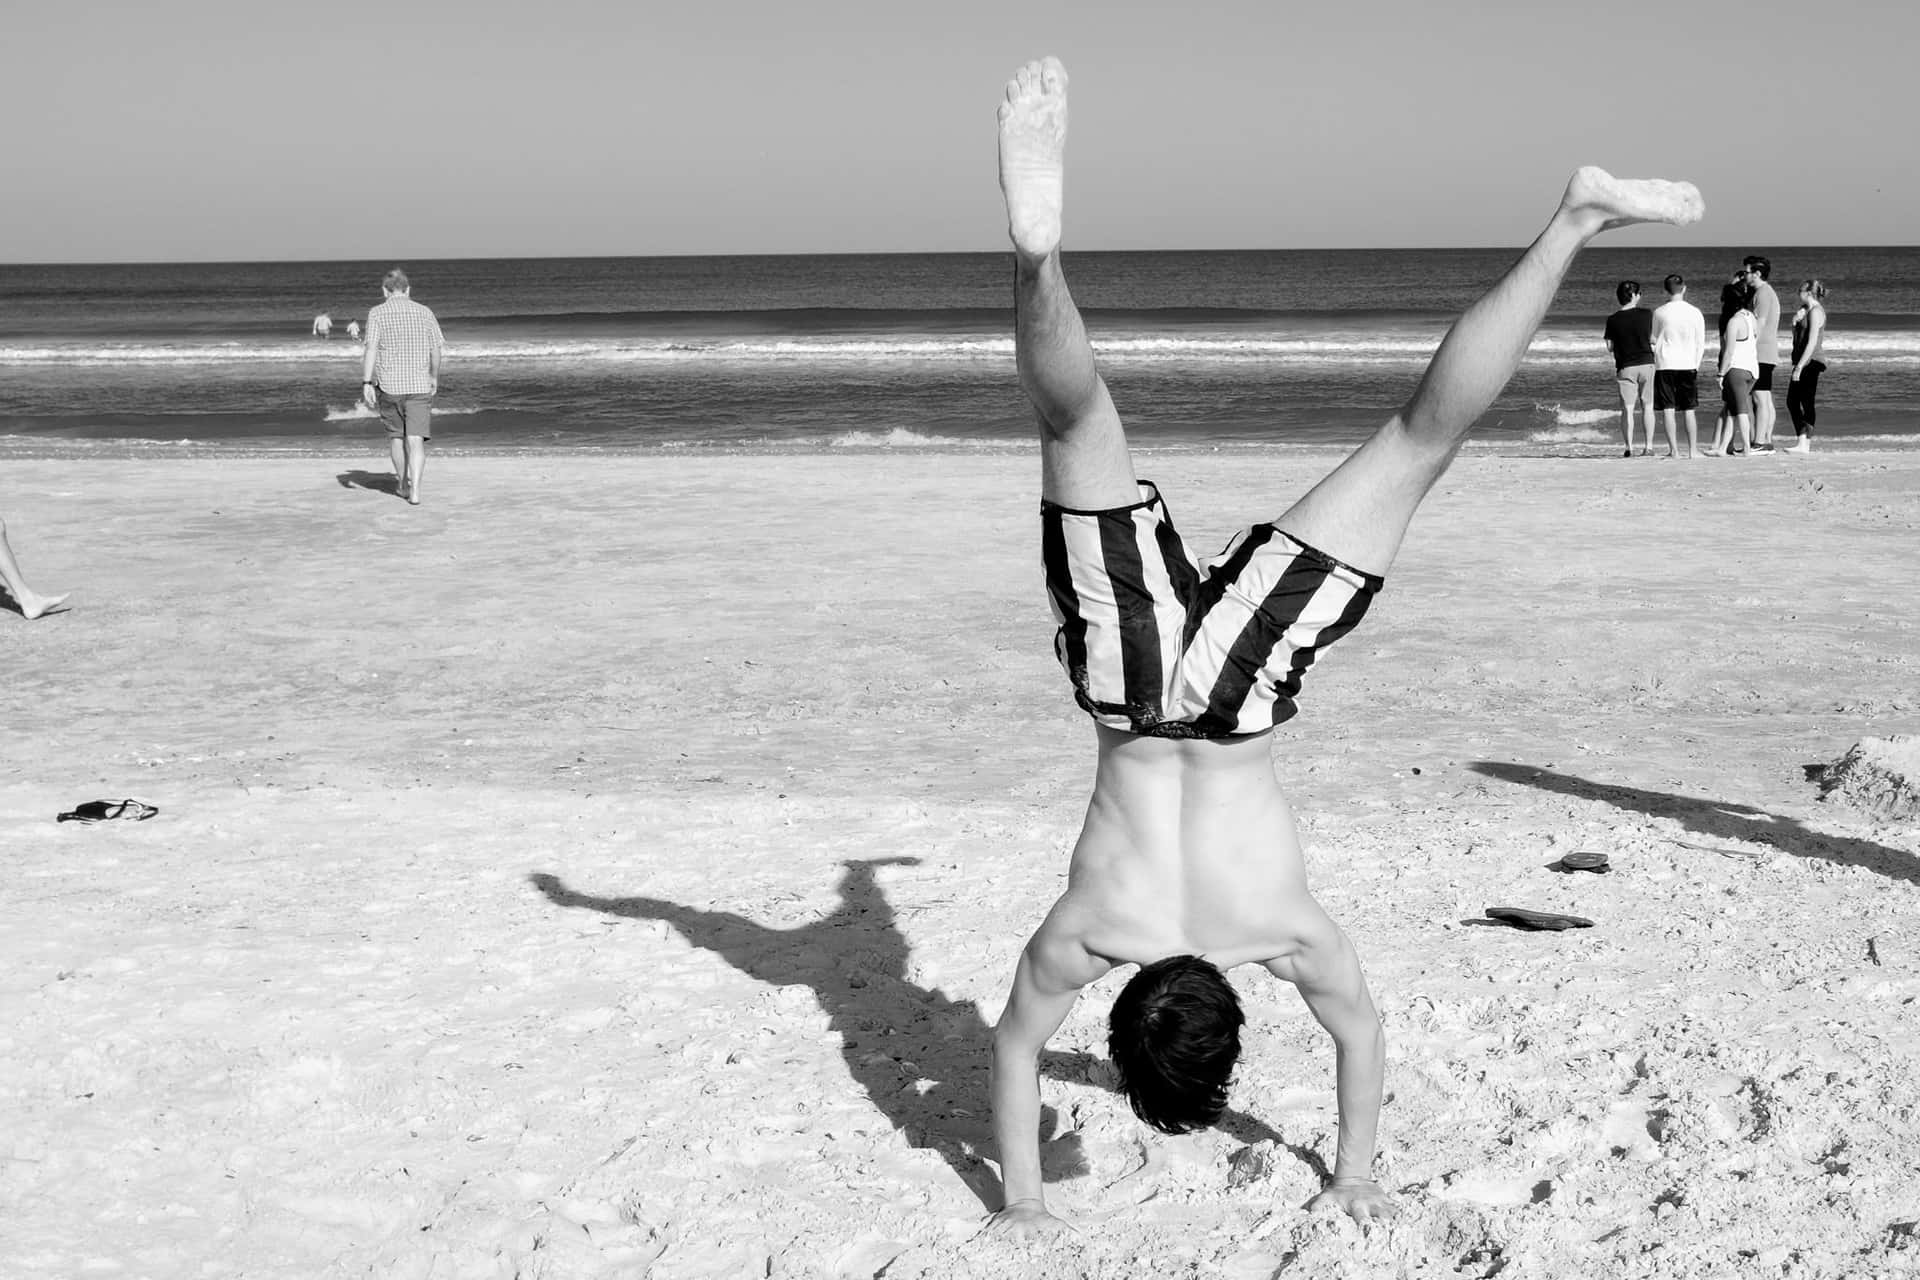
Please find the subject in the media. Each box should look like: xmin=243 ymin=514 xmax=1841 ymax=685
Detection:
xmin=987 ymin=56 xmax=1703 ymax=1238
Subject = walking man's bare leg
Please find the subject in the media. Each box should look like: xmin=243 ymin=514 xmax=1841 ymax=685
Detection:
xmin=0 ymin=514 xmax=67 ymax=620
xmin=1276 ymin=170 xmax=1703 ymax=576
xmin=405 ymin=436 xmax=426 ymax=505
xmin=1001 ymin=57 xmax=1137 ymax=512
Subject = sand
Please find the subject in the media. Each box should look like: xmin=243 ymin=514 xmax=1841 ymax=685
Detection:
xmin=4 ymin=447 xmax=1918 ymax=1279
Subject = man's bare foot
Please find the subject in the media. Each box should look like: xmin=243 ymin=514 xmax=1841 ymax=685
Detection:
xmin=17 ymin=590 xmax=69 ymax=620
xmin=1560 ymin=166 xmax=1705 ymax=235
xmin=997 ymin=57 xmax=1069 ymax=261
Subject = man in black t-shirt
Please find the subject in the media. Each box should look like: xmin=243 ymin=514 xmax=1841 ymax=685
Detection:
xmin=1603 ymin=280 xmax=1666 ymax=456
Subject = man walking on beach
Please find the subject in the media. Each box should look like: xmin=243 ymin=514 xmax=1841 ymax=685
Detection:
xmin=1651 ymin=274 xmax=1707 ymax=457
xmin=1743 ymin=256 xmax=1781 ymax=451
xmin=1604 ymin=280 xmax=1662 ymax=456
xmin=985 ymin=55 xmax=1703 ymax=1242
xmin=360 ymin=268 xmax=444 ymax=506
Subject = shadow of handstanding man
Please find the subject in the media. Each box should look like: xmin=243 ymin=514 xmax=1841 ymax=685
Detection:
xmin=531 ymin=858 xmax=1066 ymax=1208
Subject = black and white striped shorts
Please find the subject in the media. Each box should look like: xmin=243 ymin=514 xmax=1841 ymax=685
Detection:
xmin=1041 ymin=481 xmax=1382 ymax=739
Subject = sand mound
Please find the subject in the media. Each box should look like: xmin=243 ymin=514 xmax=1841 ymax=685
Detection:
xmin=1819 ymin=736 xmax=1920 ymax=820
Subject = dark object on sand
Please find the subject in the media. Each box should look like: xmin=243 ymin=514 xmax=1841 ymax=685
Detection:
xmin=57 ymin=799 xmax=160 ymax=824
xmin=1558 ymin=850 xmax=1610 ymax=873
xmin=1485 ymin=906 xmax=1594 ymax=931
xmin=1814 ymin=736 xmax=1920 ymax=821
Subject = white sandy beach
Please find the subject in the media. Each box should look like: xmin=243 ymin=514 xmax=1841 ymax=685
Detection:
xmin=4 ymin=449 xmax=1918 ymax=1279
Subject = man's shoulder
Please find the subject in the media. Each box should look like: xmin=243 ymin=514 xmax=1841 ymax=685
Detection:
xmin=1023 ymin=909 xmax=1110 ymax=991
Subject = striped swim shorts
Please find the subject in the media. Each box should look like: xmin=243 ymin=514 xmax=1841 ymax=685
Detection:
xmin=1041 ymin=482 xmax=1383 ymax=739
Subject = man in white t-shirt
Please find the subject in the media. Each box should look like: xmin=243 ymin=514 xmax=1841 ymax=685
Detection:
xmin=1651 ymin=274 xmax=1707 ymax=457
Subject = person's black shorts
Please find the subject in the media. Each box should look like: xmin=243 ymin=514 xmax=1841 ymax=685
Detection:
xmin=1654 ymin=370 xmax=1698 ymax=412
xmin=1754 ymin=363 xmax=1775 ymax=392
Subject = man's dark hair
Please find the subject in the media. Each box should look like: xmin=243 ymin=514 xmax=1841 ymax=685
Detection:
xmin=1664 ymin=273 xmax=1685 ymax=295
xmin=1616 ymin=280 xmax=1641 ymax=306
xmin=1107 ymin=955 xmax=1244 ymax=1134
xmin=1743 ymin=254 xmax=1771 ymax=281
xmin=383 ymin=267 xmax=411 ymax=292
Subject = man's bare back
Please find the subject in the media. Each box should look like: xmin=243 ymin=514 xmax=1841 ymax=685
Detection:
xmin=1030 ymin=728 xmax=1323 ymax=973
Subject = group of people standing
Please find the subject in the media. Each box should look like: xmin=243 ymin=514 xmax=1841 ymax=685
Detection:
xmin=1604 ymin=255 xmax=1829 ymax=457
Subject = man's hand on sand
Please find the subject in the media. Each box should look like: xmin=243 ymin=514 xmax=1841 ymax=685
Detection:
xmin=983 ymin=1200 xmax=1075 ymax=1242
xmin=1308 ymin=1178 xmax=1397 ymax=1223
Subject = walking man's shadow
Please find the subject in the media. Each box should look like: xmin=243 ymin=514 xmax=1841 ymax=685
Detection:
xmin=337 ymin=470 xmax=402 ymax=497
xmin=529 ymin=858 xmax=1291 ymax=1211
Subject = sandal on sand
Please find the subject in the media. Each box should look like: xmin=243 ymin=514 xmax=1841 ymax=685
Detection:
xmin=1558 ymin=850 xmax=1611 ymax=873
xmin=57 ymin=799 xmax=160 ymax=824
xmin=1485 ymin=906 xmax=1594 ymax=931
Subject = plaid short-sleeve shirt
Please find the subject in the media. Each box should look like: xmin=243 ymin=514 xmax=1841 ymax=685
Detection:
xmin=366 ymin=294 xmax=445 ymax=397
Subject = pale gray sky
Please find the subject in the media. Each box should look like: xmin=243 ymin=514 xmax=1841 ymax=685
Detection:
xmin=3 ymin=0 xmax=1910 ymax=260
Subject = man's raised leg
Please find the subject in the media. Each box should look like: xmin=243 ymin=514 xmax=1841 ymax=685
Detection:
xmin=1277 ymin=169 xmax=1703 ymax=576
xmin=1001 ymin=57 xmax=1137 ymax=511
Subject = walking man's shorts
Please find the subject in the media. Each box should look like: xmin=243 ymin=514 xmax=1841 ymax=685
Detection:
xmin=1041 ymin=482 xmax=1382 ymax=739
xmin=376 ymin=391 xmax=434 ymax=439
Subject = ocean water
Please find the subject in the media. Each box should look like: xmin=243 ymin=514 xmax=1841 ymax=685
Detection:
xmin=1 ymin=248 xmax=1914 ymax=452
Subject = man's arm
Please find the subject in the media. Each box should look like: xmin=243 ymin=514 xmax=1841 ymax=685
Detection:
xmin=986 ymin=933 xmax=1104 ymax=1237
xmin=361 ymin=322 xmax=381 ymax=408
xmin=1265 ymin=909 xmax=1394 ymax=1221
xmin=428 ymin=319 xmax=444 ymax=392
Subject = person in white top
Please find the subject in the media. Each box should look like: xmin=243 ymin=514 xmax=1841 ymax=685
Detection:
xmin=1650 ymin=274 xmax=1707 ymax=457
xmin=311 ymin=312 xmax=332 ymax=339
xmin=1713 ymin=279 xmax=1760 ymax=456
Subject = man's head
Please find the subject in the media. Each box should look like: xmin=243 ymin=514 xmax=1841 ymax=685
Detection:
xmin=1664 ymin=273 xmax=1686 ymax=298
xmin=1743 ymin=255 xmax=1771 ymax=282
xmin=1108 ymin=954 xmax=1244 ymax=1134
xmin=1616 ymin=280 xmax=1641 ymax=307
xmin=382 ymin=267 xmax=411 ymax=296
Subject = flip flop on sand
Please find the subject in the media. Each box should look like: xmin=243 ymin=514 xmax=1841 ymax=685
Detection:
xmin=57 ymin=799 xmax=160 ymax=824
xmin=1485 ymin=906 xmax=1594 ymax=931
xmin=1557 ymin=850 xmax=1611 ymax=873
